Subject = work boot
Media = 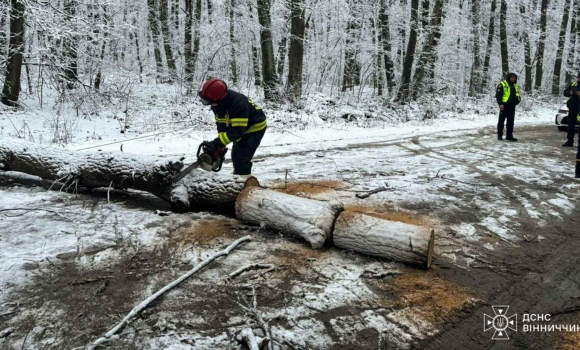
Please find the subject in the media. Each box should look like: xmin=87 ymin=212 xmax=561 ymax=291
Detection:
xmin=563 ymin=141 xmax=574 ymax=147
xmin=498 ymin=135 xmax=503 ymax=141
xmin=506 ymin=137 xmax=518 ymax=142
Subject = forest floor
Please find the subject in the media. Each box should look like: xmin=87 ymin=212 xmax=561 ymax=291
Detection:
xmin=1 ymin=123 xmax=579 ymax=349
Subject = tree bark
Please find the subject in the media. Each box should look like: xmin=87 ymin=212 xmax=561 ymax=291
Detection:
xmin=236 ymin=187 xmax=343 ymax=248
xmin=379 ymin=0 xmax=396 ymax=94
xmin=535 ymin=0 xmax=549 ymax=90
xmin=553 ymin=1 xmax=571 ymax=95
xmin=499 ymin=0 xmax=509 ymax=77
xmin=396 ymin=0 xmax=420 ymax=103
xmin=481 ymin=0 xmax=496 ymax=89
xmin=229 ymin=0 xmax=238 ymax=85
xmin=185 ymin=0 xmax=194 ymax=87
xmin=342 ymin=0 xmax=361 ymax=92
xmin=192 ymin=0 xmax=202 ymax=80
xmin=159 ymin=0 xmax=177 ymax=78
xmin=566 ymin=0 xmax=578 ymax=83
xmin=333 ymin=211 xmax=435 ymax=268
xmin=518 ymin=3 xmax=533 ymax=92
xmin=286 ymin=0 xmax=305 ymax=100
xmin=147 ymin=0 xmax=164 ymax=78
xmin=412 ymin=0 xmax=444 ymax=100
xmin=248 ymin=1 xmax=262 ymax=86
xmin=469 ymin=0 xmax=482 ymax=96
xmin=0 ymin=6 xmax=6 ymax=60
xmin=63 ymin=0 xmax=78 ymax=89
xmin=256 ymin=0 xmax=278 ymax=100
xmin=0 ymin=138 xmax=255 ymax=212
xmin=1 ymin=0 xmax=25 ymax=107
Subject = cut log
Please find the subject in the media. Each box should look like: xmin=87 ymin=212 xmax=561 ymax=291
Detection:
xmin=0 ymin=138 xmax=256 ymax=211
xmin=333 ymin=211 xmax=435 ymax=268
xmin=235 ymin=187 xmax=343 ymax=248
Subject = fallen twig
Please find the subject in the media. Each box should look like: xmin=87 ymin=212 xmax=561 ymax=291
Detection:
xmin=229 ymin=264 xmax=275 ymax=280
xmin=236 ymin=328 xmax=261 ymax=350
xmin=355 ymin=186 xmax=390 ymax=199
xmin=87 ymin=236 xmax=251 ymax=349
xmin=237 ymin=286 xmax=274 ymax=350
xmin=362 ymin=269 xmax=401 ymax=279
xmin=71 ymin=276 xmax=113 ymax=286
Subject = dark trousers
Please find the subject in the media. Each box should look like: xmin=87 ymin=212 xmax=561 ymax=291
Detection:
xmin=498 ymin=105 xmax=516 ymax=138
xmin=567 ymin=107 xmax=578 ymax=143
xmin=231 ymin=129 xmax=266 ymax=175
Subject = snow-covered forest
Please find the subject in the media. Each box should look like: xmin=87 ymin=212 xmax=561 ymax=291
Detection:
xmin=3 ymin=0 xmax=580 ymax=349
xmin=1 ymin=0 xmax=577 ymax=109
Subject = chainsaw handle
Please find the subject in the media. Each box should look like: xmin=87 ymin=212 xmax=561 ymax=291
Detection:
xmin=212 ymin=148 xmax=228 ymax=172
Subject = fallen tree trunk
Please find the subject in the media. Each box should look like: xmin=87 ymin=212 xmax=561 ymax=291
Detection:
xmin=333 ymin=211 xmax=435 ymax=268
xmin=0 ymin=138 xmax=254 ymax=211
xmin=235 ymin=186 xmax=343 ymax=248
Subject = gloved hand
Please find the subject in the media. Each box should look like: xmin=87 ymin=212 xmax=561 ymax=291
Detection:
xmin=201 ymin=139 xmax=224 ymax=154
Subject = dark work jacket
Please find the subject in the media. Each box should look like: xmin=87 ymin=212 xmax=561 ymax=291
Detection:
xmin=564 ymin=81 xmax=580 ymax=111
xmin=211 ymin=90 xmax=267 ymax=147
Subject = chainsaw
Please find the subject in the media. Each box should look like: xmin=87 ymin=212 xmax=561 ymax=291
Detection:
xmin=173 ymin=142 xmax=228 ymax=182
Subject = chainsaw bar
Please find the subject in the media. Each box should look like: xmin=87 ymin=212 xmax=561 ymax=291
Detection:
xmin=172 ymin=159 xmax=202 ymax=183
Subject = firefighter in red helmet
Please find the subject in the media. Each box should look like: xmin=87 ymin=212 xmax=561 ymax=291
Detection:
xmin=198 ymin=79 xmax=267 ymax=175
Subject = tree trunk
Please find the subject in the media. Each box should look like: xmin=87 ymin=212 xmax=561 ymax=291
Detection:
xmin=481 ymin=0 xmax=496 ymax=89
xmin=566 ymin=0 xmax=578 ymax=83
xmin=411 ymin=0 xmax=444 ymax=100
xmin=184 ymin=0 xmax=194 ymax=86
xmin=342 ymin=0 xmax=361 ymax=92
xmin=499 ymin=0 xmax=509 ymax=77
xmin=147 ymin=0 xmax=164 ymax=78
xmin=379 ymin=0 xmax=396 ymax=94
xmin=276 ymin=35 xmax=288 ymax=80
xmin=229 ymin=0 xmax=238 ymax=85
xmin=0 ymin=6 xmax=6 ymax=60
xmin=286 ymin=0 xmax=305 ymax=100
xmin=333 ymin=211 xmax=435 ymax=268
xmin=553 ymin=1 xmax=571 ymax=95
xmin=0 ymin=138 xmax=255 ymax=212
xmin=207 ymin=0 xmax=213 ymax=24
xmin=469 ymin=0 xmax=482 ymax=96
xmin=519 ymin=3 xmax=533 ymax=92
xmin=63 ymin=0 xmax=78 ymax=89
xmin=192 ymin=0 xmax=202 ymax=80
xmin=256 ymin=0 xmax=278 ymax=100
xmin=1 ymin=0 xmax=25 ymax=107
xmin=159 ymin=0 xmax=176 ymax=78
xmin=534 ymin=0 xmax=549 ymax=90
xmin=396 ymin=0 xmax=420 ymax=103
xmin=248 ymin=1 xmax=262 ymax=86
xmin=236 ymin=187 xmax=343 ymax=249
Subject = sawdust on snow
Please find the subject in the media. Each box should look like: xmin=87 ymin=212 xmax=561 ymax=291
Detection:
xmin=171 ymin=218 xmax=242 ymax=246
xmin=344 ymin=203 xmax=428 ymax=227
xmin=391 ymin=270 xmax=473 ymax=324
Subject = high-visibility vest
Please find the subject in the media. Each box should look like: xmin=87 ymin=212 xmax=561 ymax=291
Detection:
xmin=569 ymin=82 xmax=578 ymax=103
xmin=500 ymin=80 xmax=520 ymax=103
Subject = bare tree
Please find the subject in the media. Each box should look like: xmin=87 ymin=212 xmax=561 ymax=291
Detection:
xmin=469 ymin=0 xmax=482 ymax=95
xmin=378 ymin=0 xmax=396 ymax=95
xmin=396 ymin=0 xmax=420 ymax=102
xmin=518 ymin=3 xmax=533 ymax=92
xmin=499 ymin=0 xmax=509 ymax=77
xmin=147 ymin=0 xmax=164 ymax=79
xmin=534 ymin=0 xmax=549 ymax=90
xmin=342 ymin=0 xmax=361 ymax=92
xmin=229 ymin=0 xmax=238 ymax=85
xmin=256 ymin=0 xmax=278 ymax=100
xmin=566 ymin=1 xmax=578 ymax=83
xmin=1 ymin=0 xmax=25 ymax=107
xmin=63 ymin=0 xmax=78 ymax=89
xmin=552 ymin=1 xmax=571 ymax=95
xmin=286 ymin=0 xmax=305 ymax=100
xmin=412 ymin=0 xmax=445 ymax=99
xmin=481 ymin=0 xmax=497 ymax=89
xmin=160 ymin=0 xmax=177 ymax=78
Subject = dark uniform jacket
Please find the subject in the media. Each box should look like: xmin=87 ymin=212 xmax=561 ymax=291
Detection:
xmin=495 ymin=73 xmax=521 ymax=106
xmin=211 ymin=90 xmax=267 ymax=147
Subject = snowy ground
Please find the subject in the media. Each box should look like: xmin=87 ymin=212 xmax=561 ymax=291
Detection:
xmin=1 ymin=88 xmax=580 ymax=349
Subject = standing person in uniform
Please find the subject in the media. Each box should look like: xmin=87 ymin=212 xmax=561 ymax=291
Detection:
xmin=496 ymin=73 xmax=521 ymax=141
xmin=198 ymin=79 xmax=267 ymax=175
xmin=562 ymin=72 xmax=580 ymax=147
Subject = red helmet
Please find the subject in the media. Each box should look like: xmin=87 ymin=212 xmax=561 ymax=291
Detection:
xmin=199 ymin=79 xmax=228 ymax=105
